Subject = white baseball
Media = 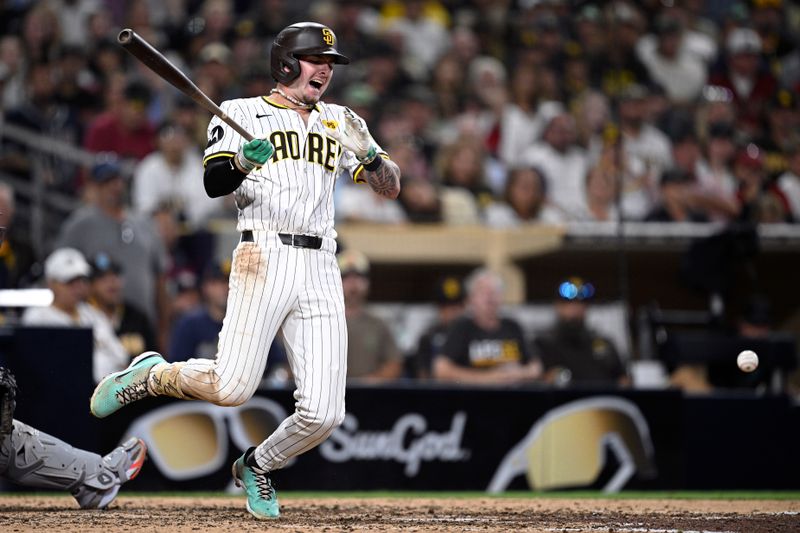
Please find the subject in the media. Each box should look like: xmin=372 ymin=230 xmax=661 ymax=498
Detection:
xmin=737 ymin=350 xmax=759 ymax=373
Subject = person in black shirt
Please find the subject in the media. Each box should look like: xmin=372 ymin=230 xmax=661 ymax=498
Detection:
xmin=87 ymin=252 xmax=156 ymax=362
xmin=534 ymin=277 xmax=628 ymax=387
xmin=413 ymin=275 xmax=466 ymax=379
xmin=433 ymin=269 xmax=541 ymax=385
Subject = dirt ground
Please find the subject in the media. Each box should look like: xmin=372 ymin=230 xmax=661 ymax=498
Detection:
xmin=0 ymin=495 xmax=798 ymax=532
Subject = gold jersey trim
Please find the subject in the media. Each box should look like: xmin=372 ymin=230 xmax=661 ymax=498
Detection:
xmin=202 ymin=151 xmax=235 ymax=167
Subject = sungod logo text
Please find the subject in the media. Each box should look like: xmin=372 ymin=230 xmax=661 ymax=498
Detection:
xmin=319 ymin=412 xmax=470 ymax=476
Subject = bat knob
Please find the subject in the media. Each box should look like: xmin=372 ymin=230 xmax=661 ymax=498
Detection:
xmin=118 ymin=29 xmax=134 ymax=45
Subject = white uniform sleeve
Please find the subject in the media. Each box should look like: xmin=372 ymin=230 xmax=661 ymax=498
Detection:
xmin=203 ymin=100 xmax=251 ymax=167
xmin=336 ymin=107 xmax=387 ymax=185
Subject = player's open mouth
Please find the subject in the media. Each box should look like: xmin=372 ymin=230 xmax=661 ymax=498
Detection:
xmin=309 ymin=79 xmax=324 ymax=89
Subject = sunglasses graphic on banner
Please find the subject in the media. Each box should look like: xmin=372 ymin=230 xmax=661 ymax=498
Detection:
xmin=122 ymin=397 xmax=291 ymax=480
xmin=487 ymin=397 xmax=656 ymax=493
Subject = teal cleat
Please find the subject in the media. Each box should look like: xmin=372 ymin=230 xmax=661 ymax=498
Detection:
xmin=90 ymin=351 xmax=165 ymax=418
xmin=232 ymin=448 xmax=280 ymax=519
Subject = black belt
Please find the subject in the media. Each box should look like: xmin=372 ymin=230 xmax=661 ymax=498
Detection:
xmin=241 ymin=230 xmax=322 ymax=250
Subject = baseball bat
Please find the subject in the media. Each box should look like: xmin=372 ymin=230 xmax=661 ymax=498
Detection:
xmin=117 ymin=28 xmax=254 ymax=142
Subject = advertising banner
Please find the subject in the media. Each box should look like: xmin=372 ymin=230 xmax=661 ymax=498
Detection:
xmin=2 ymin=328 xmax=797 ymax=492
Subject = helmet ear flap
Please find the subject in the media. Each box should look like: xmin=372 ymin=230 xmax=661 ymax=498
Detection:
xmin=270 ymin=44 xmax=301 ymax=84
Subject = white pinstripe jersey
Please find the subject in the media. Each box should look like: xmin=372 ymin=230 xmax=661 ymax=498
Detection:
xmin=203 ymin=97 xmax=383 ymax=239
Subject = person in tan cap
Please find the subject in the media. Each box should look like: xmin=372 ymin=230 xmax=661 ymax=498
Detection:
xmin=338 ymin=248 xmax=404 ymax=382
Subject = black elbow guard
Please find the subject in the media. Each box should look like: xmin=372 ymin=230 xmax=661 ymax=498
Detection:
xmin=204 ymin=157 xmax=247 ymax=198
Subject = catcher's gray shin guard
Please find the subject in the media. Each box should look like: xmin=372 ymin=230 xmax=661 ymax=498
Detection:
xmin=0 ymin=420 xmax=146 ymax=509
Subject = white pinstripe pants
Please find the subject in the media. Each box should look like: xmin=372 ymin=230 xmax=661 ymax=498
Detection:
xmin=170 ymin=231 xmax=347 ymax=472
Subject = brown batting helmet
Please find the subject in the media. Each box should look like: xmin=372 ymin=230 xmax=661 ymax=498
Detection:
xmin=270 ymin=22 xmax=350 ymax=85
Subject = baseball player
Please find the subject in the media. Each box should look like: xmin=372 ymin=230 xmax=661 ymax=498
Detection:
xmin=89 ymin=22 xmax=400 ymax=519
xmin=0 ymin=366 xmax=146 ymax=508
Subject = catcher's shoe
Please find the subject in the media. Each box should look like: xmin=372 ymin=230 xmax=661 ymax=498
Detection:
xmin=73 ymin=437 xmax=147 ymax=509
xmin=90 ymin=351 xmax=165 ymax=418
xmin=232 ymin=448 xmax=280 ymax=519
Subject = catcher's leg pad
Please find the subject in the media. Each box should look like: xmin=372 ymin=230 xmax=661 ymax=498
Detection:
xmin=0 ymin=420 xmax=145 ymax=509
xmin=0 ymin=366 xmax=18 ymax=438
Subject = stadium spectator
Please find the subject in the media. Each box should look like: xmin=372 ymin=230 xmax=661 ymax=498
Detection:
xmin=484 ymin=166 xmax=564 ymax=227
xmin=83 ymin=80 xmax=157 ymax=162
xmin=694 ymin=121 xmax=740 ymax=222
xmin=757 ymin=88 xmax=800 ymax=179
xmin=573 ymin=90 xmax=611 ymax=162
xmin=522 ymin=110 xmax=589 ymax=219
xmin=748 ymin=0 xmax=794 ymax=61
xmin=20 ymin=4 xmax=61 ymax=63
xmin=194 ymin=42 xmax=238 ymax=103
xmin=56 ymin=157 xmax=169 ymax=343
xmin=573 ymin=3 xmax=606 ymax=65
xmin=167 ymin=261 xmax=230 ymax=362
xmin=185 ymin=0 xmax=237 ymax=59
xmin=589 ymin=1 xmax=652 ymax=100
xmin=87 ymin=251 xmax=156 ymax=362
xmin=397 ymin=176 xmax=443 ymax=224
xmin=132 ymin=122 xmax=223 ymax=229
xmin=578 ymin=146 xmax=620 ymax=222
xmin=49 ymin=0 xmax=101 ymax=49
xmin=22 ymin=248 xmax=128 ymax=383
xmin=339 ymin=249 xmax=404 ymax=382
xmin=380 ymin=0 xmax=450 ymax=81
xmin=645 ymin=168 xmax=710 ymax=223
xmin=616 ymin=83 xmax=673 ymax=220
xmin=398 ymin=86 xmax=440 ymax=164
xmin=733 ymin=144 xmax=791 ymax=223
xmin=383 ymin=136 xmax=433 ymax=184
xmin=413 ymin=275 xmax=465 ymax=379
xmin=245 ymin=0 xmax=294 ymax=41
xmin=85 ymin=5 xmax=116 ymax=55
xmin=165 ymin=268 xmax=201 ymax=327
xmin=88 ymin=39 xmax=126 ymax=87
xmin=635 ymin=12 xmax=713 ymax=104
xmin=776 ymin=144 xmax=800 ymax=220
xmin=1 ymin=61 xmax=82 ymax=192
xmin=0 ymin=35 xmax=25 ymax=109
xmin=55 ymin=45 xmax=99 ymax=125
xmin=461 ymin=56 xmax=508 ymax=149
xmin=524 ymin=12 xmax=568 ymax=76
xmin=336 ymin=183 xmax=407 ymax=224
xmin=122 ymin=0 xmax=168 ymax=53
xmin=709 ymin=27 xmax=777 ymax=139
xmin=0 ymin=181 xmax=38 ymax=289
xmin=432 ymin=268 xmax=541 ymax=385
xmin=498 ymin=63 xmax=543 ymax=168
xmin=436 ymin=136 xmax=495 ymax=213
xmin=430 ymin=53 xmax=467 ymax=121
xmin=533 ymin=277 xmax=628 ymax=387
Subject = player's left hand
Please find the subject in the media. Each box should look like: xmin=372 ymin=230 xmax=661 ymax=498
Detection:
xmin=324 ymin=107 xmax=378 ymax=164
xmin=235 ymin=138 xmax=274 ymax=173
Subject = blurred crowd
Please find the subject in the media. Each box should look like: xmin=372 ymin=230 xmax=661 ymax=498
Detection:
xmin=0 ymin=0 xmax=799 ymax=387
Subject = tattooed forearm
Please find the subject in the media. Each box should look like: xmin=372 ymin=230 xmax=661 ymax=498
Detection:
xmin=365 ymin=158 xmax=401 ymax=199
